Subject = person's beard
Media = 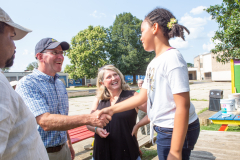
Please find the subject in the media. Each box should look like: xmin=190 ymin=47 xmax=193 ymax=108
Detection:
xmin=5 ymin=50 xmax=15 ymax=68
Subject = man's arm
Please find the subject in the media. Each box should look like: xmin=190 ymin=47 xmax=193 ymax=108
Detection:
xmin=36 ymin=110 xmax=111 ymax=131
xmin=16 ymin=81 xmax=111 ymax=131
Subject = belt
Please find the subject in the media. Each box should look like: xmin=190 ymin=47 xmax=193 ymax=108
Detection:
xmin=46 ymin=143 xmax=64 ymax=153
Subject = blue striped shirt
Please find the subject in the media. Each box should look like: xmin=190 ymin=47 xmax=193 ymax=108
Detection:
xmin=16 ymin=69 xmax=69 ymax=148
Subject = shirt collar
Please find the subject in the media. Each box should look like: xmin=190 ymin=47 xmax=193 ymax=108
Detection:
xmin=33 ymin=69 xmax=59 ymax=82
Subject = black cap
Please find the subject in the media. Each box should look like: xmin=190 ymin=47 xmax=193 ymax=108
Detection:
xmin=35 ymin=38 xmax=69 ymax=55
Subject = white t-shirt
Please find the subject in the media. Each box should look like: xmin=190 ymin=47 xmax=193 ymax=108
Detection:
xmin=142 ymin=49 xmax=198 ymax=141
xmin=0 ymin=71 xmax=48 ymax=160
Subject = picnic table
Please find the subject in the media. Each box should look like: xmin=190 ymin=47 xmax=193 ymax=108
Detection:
xmin=209 ymin=110 xmax=240 ymax=131
xmin=68 ymin=125 xmax=94 ymax=144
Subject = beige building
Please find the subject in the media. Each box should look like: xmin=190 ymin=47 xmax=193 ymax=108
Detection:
xmin=188 ymin=53 xmax=231 ymax=81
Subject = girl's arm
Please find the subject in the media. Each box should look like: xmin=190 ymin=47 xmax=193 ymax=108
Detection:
xmin=134 ymin=92 xmax=147 ymax=113
xmin=99 ymin=88 xmax=148 ymax=116
xmin=168 ymin=92 xmax=190 ymax=160
xmin=131 ymin=115 xmax=150 ymax=138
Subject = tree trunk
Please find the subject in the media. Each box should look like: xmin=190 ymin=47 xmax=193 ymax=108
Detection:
xmin=133 ymin=74 xmax=137 ymax=85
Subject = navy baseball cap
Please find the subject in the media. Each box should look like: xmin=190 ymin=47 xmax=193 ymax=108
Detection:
xmin=35 ymin=38 xmax=69 ymax=56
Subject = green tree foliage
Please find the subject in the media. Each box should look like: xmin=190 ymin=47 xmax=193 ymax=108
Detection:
xmin=206 ymin=0 xmax=240 ymax=63
xmin=2 ymin=67 xmax=10 ymax=72
xmin=109 ymin=13 xmax=154 ymax=84
xmin=187 ymin=63 xmax=194 ymax=67
xmin=26 ymin=62 xmax=38 ymax=71
xmin=64 ymin=26 xmax=110 ymax=79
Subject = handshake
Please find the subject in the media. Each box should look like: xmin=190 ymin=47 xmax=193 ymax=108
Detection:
xmin=88 ymin=108 xmax=113 ymax=128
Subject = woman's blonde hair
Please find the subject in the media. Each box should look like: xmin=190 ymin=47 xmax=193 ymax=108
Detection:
xmin=96 ymin=65 xmax=130 ymax=100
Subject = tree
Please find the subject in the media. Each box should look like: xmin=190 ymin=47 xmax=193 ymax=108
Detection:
xmin=26 ymin=62 xmax=38 ymax=71
xmin=187 ymin=63 xmax=194 ymax=67
xmin=109 ymin=13 xmax=154 ymax=84
xmin=2 ymin=67 xmax=10 ymax=72
xmin=64 ymin=26 xmax=110 ymax=79
xmin=206 ymin=0 xmax=240 ymax=63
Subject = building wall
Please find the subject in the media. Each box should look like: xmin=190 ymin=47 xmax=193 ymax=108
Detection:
xmin=211 ymin=53 xmax=231 ymax=72
xmin=203 ymin=54 xmax=212 ymax=72
xmin=212 ymin=71 xmax=231 ymax=81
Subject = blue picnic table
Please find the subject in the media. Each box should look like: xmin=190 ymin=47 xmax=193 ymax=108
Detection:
xmin=209 ymin=111 xmax=240 ymax=131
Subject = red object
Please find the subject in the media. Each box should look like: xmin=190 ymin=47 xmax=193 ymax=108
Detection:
xmin=68 ymin=125 xmax=94 ymax=144
xmin=218 ymin=124 xmax=228 ymax=131
xmin=88 ymin=84 xmax=92 ymax=87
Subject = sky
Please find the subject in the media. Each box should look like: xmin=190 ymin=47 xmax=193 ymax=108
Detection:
xmin=1 ymin=0 xmax=223 ymax=72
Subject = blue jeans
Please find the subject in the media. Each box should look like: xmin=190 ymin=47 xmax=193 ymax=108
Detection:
xmin=154 ymin=118 xmax=200 ymax=160
xmin=92 ymin=156 xmax=141 ymax=160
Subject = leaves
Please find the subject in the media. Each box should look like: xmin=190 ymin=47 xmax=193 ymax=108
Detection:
xmin=64 ymin=26 xmax=110 ymax=79
xmin=206 ymin=0 xmax=240 ymax=63
xmin=26 ymin=61 xmax=38 ymax=71
xmin=109 ymin=12 xmax=154 ymax=83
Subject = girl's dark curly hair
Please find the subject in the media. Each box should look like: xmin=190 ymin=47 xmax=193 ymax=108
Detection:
xmin=145 ymin=7 xmax=190 ymax=40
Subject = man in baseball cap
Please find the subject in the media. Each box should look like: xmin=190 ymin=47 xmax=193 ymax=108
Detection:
xmin=16 ymin=37 xmax=111 ymax=160
xmin=0 ymin=7 xmax=48 ymax=160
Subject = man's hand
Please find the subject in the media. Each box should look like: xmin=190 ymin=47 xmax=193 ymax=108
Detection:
xmin=89 ymin=110 xmax=112 ymax=128
xmin=96 ymin=128 xmax=109 ymax=138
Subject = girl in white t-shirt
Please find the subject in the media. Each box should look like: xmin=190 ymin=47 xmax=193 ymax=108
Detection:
xmin=99 ymin=7 xmax=200 ymax=160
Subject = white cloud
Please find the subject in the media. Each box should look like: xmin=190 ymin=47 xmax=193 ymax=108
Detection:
xmin=90 ymin=10 xmax=106 ymax=18
xmin=190 ymin=6 xmax=207 ymax=15
xmin=180 ymin=13 xmax=208 ymax=28
xmin=169 ymin=37 xmax=189 ymax=49
xmin=203 ymin=42 xmax=215 ymax=51
xmin=207 ymin=31 xmax=215 ymax=38
xmin=22 ymin=49 xmax=34 ymax=55
xmin=179 ymin=13 xmax=209 ymax=40
xmin=203 ymin=31 xmax=221 ymax=52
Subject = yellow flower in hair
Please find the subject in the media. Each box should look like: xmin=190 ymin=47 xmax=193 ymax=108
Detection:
xmin=167 ymin=18 xmax=177 ymax=29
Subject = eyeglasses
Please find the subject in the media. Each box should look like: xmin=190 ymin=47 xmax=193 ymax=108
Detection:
xmin=42 ymin=50 xmax=66 ymax=56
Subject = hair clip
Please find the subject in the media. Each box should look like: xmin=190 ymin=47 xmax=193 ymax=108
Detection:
xmin=167 ymin=18 xmax=177 ymax=29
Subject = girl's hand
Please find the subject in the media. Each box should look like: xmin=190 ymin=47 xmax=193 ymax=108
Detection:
xmin=131 ymin=124 xmax=139 ymax=138
xmin=167 ymin=151 xmax=182 ymax=160
xmin=96 ymin=128 xmax=109 ymax=138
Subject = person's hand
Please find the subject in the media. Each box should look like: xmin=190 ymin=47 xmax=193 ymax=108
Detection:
xmin=131 ymin=124 xmax=139 ymax=138
xmin=97 ymin=108 xmax=114 ymax=119
xmin=96 ymin=128 xmax=109 ymax=138
xmin=89 ymin=110 xmax=111 ymax=128
xmin=167 ymin=150 xmax=182 ymax=160
xmin=68 ymin=143 xmax=75 ymax=160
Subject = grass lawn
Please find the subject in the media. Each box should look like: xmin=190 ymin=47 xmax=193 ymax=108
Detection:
xmin=141 ymin=148 xmax=158 ymax=160
xmin=201 ymin=124 xmax=240 ymax=132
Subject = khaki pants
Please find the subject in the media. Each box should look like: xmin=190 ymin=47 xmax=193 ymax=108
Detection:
xmin=48 ymin=143 xmax=71 ymax=160
xmin=138 ymin=110 xmax=150 ymax=135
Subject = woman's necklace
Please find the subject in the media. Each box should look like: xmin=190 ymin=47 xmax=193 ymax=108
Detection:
xmin=110 ymin=90 xmax=122 ymax=106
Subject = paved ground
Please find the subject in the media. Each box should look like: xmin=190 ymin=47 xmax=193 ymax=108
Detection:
xmin=68 ymin=82 xmax=240 ymax=160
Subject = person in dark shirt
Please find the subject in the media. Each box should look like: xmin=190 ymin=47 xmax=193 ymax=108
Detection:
xmin=87 ymin=65 xmax=147 ymax=160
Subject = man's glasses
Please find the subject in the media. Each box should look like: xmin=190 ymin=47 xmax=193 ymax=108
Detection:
xmin=42 ymin=50 xmax=66 ymax=56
